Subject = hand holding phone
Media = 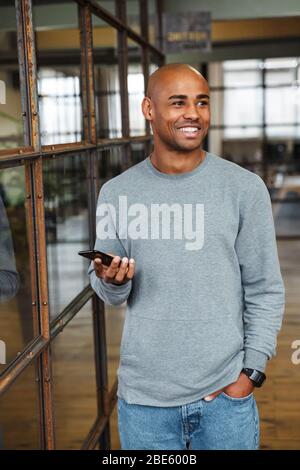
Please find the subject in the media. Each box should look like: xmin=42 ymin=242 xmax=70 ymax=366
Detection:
xmin=79 ymin=249 xmax=135 ymax=285
xmin=78 ymin=249 xmax=119 ymax=266
xmin=94 ymin=254 xmax=135 ymax=285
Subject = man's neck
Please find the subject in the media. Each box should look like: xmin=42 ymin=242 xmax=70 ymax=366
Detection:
xmin=150 ymin=149 xmax=206 ymax=175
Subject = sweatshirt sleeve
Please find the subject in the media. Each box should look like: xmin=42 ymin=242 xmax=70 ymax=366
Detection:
xmin=88 ymin=185 xmax=132 ymax=306
xmin=235 ymin=176 xmax=285 ymax=373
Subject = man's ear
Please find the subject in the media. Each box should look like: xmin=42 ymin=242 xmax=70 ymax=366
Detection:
xmin=141 ymin=96 xmax=153 ymax=121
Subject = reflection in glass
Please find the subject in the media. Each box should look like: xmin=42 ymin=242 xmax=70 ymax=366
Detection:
xmin=33 ymin=0 xmax=83 ymax=145
xmin=43 ymin=154 xmax=89 ymax=318
xmin=131 ymin=141 xmax=149 ymax=166
xmin=127 ymin=0 xmax=140 ymax=35
xmin=224 ymin=88 xmax=263 ymax=129
xmin=52 ymin=302 xmax=97 ymax=449
xmin=0 ymin=166 xmax=34 ymax=373
xmin=0 ymin=361 xmax=39 ymax=449
xmin=0 ymin=1 xmax=24 ymax=149
xmin=128 ymin=40 xmax=145 ymax=136
xmin=93 ymin=17 xmax=122 ymax=138
xmin=97 ymin=146 xmax=130 ymax=189
xmin=148 ymin=0 xmax=158 ymax=47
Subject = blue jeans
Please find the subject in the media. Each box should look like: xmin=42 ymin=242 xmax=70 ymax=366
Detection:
xmin=118 ymin=392 xmax=260 ymax=450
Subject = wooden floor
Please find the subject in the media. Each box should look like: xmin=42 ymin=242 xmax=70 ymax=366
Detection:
xmin=0 ymin=240 xmax=299 ymax=449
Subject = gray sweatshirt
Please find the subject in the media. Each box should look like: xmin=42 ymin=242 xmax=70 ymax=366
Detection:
xmin=88 ymin=152 xmax=285 ymax=407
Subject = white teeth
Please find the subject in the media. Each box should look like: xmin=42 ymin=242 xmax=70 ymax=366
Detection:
xmin=179 ymin=127 xmax=199 ymax=133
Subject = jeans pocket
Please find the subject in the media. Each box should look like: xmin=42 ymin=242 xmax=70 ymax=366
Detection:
xmin=221 ymin=391 xmax=254 ymax=402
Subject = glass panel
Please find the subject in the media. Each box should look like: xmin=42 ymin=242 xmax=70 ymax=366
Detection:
xmin=93 ymin=17 xmax=122 ymax=139
xmin=33 ymin=0 xmax=83 ymax=145
xmin=265 ymin=69 xmax=295 ymax=86
xmin=266 ymin=87 xmax=297 ymax=125
xmin=148 ymin=0 xmax=158 ymax=47
xmin=131 ymin=141 xmax=149 ymax=166
xmin=0 ymin=1 xmax=24 ymax=150
xmin=97 ymin=146 xmax=129 ymax=189
xmin=0 ymin=165 xmax=35 ymax=373
xmin=96 ymin=1 xmax=115 ymax=15
xmin=223 ymin=59 xmax=261 ymax=71
xmin=224 ymin=87 xmax=263 ymax=127
xmin=266 ymin=126 xmax=299 ymax=138
xmin=127 ymin=0 xmax=140 ymax=35
xmin=224 ymin=126 xmax=262 ymax=139
xmin=0 ymin=361 xmax=39 ymax=449
xmin=43 ymin=153 xmax=89 ymax=318
xmin=264 ymin=57 xmax=298 ymax=70
xmin=128 ymin=40 xmax=145 ymax=136
xmin=221 ymin=137 xmax=263 ymax=174
xmin=224 ymin=70 xmax=262 ymax=87
xmin=52 ymin=301 xmax=97 ymax=449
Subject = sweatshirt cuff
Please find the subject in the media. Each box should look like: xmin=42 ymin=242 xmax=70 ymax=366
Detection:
xmin=243 ymin=348 xmax=269 ymax=373
xmin=101 ymin=277 xmax=132 ymax=293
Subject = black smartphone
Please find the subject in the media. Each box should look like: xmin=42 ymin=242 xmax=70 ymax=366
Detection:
xmin=78 ymin=249 xmax=121 ymax=267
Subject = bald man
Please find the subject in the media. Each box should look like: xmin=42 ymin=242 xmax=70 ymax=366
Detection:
xmin=89 ymin=64 xmax=285 ymax=450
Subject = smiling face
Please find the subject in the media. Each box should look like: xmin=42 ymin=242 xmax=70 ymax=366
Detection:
xmin=142 ymin=66 xmax=211 ymax=154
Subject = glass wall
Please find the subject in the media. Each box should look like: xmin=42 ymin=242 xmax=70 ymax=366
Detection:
xmin=43 ymin=153 xmax=89 ymax=318
xmin=33 ymin=0 xmax=83 ymax=146
xmin=52 ymin=301 xmax=97 ymax=449
xmin=0 ymin=165 xmax=35 ymax=372
xmin=0 ymin=1 xmax=24 ymax=150
xmin=209 ymin=57 xmax=300 ymax=237
xmin=128 ymin=40 xmax=145 ymax=136
xmin=0 ymin=0 xmax=163 ymax=450
xmin=93 ymin=17 xmax=122 ymax=139
xmin=0 ymin=362 xmax=40 ymax=449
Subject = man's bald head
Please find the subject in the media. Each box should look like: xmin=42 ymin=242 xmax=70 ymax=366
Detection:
xmin=146 ymin=63 xmax=208 ymax=99
xmin=141 ymin=62 xmax=211 ymax=154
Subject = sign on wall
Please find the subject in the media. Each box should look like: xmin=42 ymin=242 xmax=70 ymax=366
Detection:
xmin=163 ymin=12 xmax=211 ymax=54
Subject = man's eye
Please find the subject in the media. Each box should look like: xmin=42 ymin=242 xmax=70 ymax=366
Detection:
xmin=197 ymin=101 xmax=208 ymax=106
xmin=173 ymin=101 xmax=184 ymax=106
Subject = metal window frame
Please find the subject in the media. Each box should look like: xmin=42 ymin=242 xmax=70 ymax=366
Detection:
xmin=0 ymin=0 xmax=165 ymax=450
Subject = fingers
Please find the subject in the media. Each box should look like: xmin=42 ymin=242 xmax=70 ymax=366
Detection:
xmin=114 ymin=258 xmax=135 ymax=283
xmin=203 ymin=390 xmax=223 ymax=402
xmin=94 ymin=255 xmax=135 ymax=285
xmin=94 ymin=257 xmax=105 ymax=278
xmin=126 ymin=258 xmax=135 ymax=280
xmin=104 ymin=255 xmax=121 ymax=281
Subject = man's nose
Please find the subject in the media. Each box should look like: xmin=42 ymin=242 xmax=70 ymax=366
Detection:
xmin=182 ymin=104 xmax=200 ymax=120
